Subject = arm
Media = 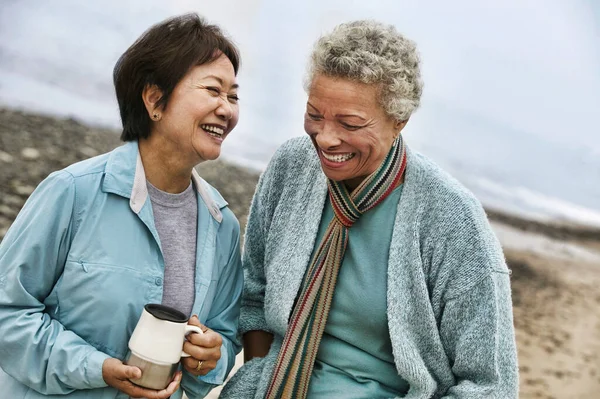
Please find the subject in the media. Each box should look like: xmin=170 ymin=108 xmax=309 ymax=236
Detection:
xmin=243 ymin=330 xmax=274 ymax=362
xmin=0 ymin=171 xmax=110 ymax=394
xmin=237 ymin=158 xmax=281 ymax=360
xmin=440 ymin=270 xmax=518 ymax=398
xmin=431 ymin=202 xmax=519 ymax=398
xmin=181 ymin=223 xmax=244 ymax=399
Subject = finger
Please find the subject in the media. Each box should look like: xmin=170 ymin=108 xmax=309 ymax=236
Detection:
xmin=183 ymin=340 xmax=221 ymax=361
xmin=118 ymin=380 xmax=161 ymax=398
xmin=181 ymin=358 xmax=204 ymax=376
xmin=117 ymin=364 xmax=142 ymax=381
xmin=187 ymin=314 xmax=203 ymax=329
xmin=182 ymin=358 xmax=216 ymax=376
xmin=196 ymin=360 xmax=218 ymax=376
xmin=147 ymin=371 xmax=182 ymax=398
xmin=181 ymin=355 xmax=197 ymax=371
xmin=161 ymin=370 xmax=183 ymax=395
xmin=185 ymin=328 xmax=222 ymax=348
xmin=121 ymin=373 xmax=181 ymax=399
xmin=188 ymin=315 xmax=210 ymax=333
xmin=182 ymin=359 xmax=196 ymax=375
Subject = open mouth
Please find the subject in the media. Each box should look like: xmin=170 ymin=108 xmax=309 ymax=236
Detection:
xmin=201 ymin=124 xmax=225 ymax=139
xmin=321 ymin=150 xmax=355 ymax=163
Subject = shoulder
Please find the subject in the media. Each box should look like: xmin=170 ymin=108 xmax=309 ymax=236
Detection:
xmin=24 ymin=169 xmax=77 ymax=208
xmin=403 ymin=150 xmax=507 ymax=298
xmin=56 ymin=149 xmax=121 ymax=206
xmin=63 ymin=151 xmax=112 ymax=179
xmin=260 ymin=136 xmax=320 ymax=189
xmin=406 ymin=149 xmax=488 ymax=235
xmin=33 ymin=150 xmax=112 ymax=191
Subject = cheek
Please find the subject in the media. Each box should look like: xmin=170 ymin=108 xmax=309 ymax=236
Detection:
xmin=229 ymin=110 xmax=240 ymax=131
xmin=303 ymin=120 xmax=311 ymax=134
xmin=304 ymin=119 xmax=318 ymax=135
xmin=351 ymin=135 xmax=382 ymax=156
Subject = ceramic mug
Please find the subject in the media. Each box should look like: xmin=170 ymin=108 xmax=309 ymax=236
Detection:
xmin=125 ymin=304 xmax=202 ymax=390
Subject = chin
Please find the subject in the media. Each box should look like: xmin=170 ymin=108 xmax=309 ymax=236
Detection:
xmin=200 ymin=154 xmax=220 ymax=162
xmin=322 ymin=169 xmax=350 ymax=182
xmin=195 ymin=147 xmax=221 ymax=162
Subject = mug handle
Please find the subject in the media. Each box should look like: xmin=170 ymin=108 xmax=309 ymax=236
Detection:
xmin=181 ymin=325 xmax=203 ymax=357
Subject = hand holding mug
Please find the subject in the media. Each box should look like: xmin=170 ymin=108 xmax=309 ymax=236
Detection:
xmin=181 ymin=315 xmax=223 ymax=376
xmin=102 ymin=357 xmax=182 ymax=398
xmin=125 ymin=304 xmax=203 ymax=390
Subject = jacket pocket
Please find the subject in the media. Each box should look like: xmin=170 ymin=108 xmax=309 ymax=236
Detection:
xmin=195 ymin=276 xmax=216 ymax=320
xmin=55 ymin=260 xmax=156 ymax=358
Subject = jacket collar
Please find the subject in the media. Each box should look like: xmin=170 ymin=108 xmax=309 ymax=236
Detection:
xmin=101 ymin=141 xmax=227 ymax=223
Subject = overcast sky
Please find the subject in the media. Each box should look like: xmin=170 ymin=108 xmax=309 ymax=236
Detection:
xmin=1 ymin=0 xmax=599 ymax=222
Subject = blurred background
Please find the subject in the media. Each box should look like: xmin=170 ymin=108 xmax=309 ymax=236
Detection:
xmin=1 ymin=0 xmax=599 ymax=226
xmin=1 ymin=1 xmax=600 ymax=398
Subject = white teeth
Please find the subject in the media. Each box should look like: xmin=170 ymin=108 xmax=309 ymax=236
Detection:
xmin=321 ymin=151 xmax=354 ymax=163
xmin=201 ymin=125 xmax=224 ymax=135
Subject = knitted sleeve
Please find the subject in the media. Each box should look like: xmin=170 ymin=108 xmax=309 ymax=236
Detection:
xmin=238 ymin=140 xmax=294 ymax=334
xmin=427 ymin=196 xmax=519 ymax=398
xmin=439 ymin=271 xmax=518 ymax=398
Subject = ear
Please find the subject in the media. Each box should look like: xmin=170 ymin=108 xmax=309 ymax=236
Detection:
xmin=142 ymin=84 xmax=164 ymax=118
xmin=395 ymin=119 xmax=409 ymax=132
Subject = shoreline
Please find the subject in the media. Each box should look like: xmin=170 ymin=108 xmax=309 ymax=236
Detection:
xmin=2 ymin=108 xmax=600 ymax=399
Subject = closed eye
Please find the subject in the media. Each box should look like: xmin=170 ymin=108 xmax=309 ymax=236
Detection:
xmin=205 ymin=86 xmax=221 ymax=95
xmin=227 ymin=94 xmax=240 ymax=104
xmin=340 ymin=121 xmax=362 ymax=131
xmin=307 ymin=113 xmax=323 ymax=121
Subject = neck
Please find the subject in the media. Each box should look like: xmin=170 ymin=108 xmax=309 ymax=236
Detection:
xmin=138 ymin=137 xmax=195 ymax=193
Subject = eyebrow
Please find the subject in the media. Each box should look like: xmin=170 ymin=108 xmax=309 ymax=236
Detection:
xmin=337 ymin=114 xmax=366 ymax=121
xmin=307 ymin=102 xmax=366 ymax=120
xmin=203 ymin=75 xmax=239 ymax=89
xmin=307 ymin=102 xmax=320 ymax=113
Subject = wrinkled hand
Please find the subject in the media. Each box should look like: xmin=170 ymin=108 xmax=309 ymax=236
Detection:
xmin=181 ymin=315 xmax=222 ymax=376
xmin=102 ymin=357 xmax=181 ymax=398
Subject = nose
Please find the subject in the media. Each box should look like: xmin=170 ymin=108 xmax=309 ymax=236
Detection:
xmin=215 ymin=96 xmax=233 ymax=120
xmin=313 ymin=121 xmax=342 ymax=149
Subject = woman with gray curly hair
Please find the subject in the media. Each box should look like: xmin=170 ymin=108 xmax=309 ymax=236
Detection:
xmin=220 ymin=20 xmax=518 ymax=399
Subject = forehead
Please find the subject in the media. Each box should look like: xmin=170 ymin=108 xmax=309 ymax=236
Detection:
xmin=308 ymin=75 xmax=378 ymax=110
xmin=185 ymin=54 xmax=237 ymax=87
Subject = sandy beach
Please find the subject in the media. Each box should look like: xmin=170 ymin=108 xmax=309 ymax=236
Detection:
xmin=1 ymin=108 xmax=599 ymax=398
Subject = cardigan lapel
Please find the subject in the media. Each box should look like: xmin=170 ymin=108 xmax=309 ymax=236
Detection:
xmin=265 ymin=167 xmax=329 ymax=336
xmin=385 ymin=148 xmax=439 ymax=395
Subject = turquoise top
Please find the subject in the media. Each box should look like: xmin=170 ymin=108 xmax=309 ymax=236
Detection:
xmin=0 ymin=142 xmax=243 ymax=399
xmin=307 ymin=185 xmax=409 ymax=398
xmin=220 ymin=136 xmax=518 ymax=399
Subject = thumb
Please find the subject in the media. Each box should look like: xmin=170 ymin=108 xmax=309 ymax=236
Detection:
xmin=188 ymin=314 xmax=205 ymax=330
xmin=121 ymin=364 xmax=142 ymax=380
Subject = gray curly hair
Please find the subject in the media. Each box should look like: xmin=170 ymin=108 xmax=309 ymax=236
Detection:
xmin=305 ymin=20 xmax=423 ymax=121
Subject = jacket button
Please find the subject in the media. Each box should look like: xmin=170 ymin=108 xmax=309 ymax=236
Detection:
xmin=155 ymin=277 xmax=163 ymax=286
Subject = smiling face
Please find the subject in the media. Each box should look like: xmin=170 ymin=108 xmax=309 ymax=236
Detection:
xmin=147 ymin=53 xmax=239 ymax=165
xmin=304 ymin=74 xmax=406 ymax=189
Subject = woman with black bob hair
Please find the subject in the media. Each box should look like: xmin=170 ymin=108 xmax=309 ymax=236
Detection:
xmin=0 ymin=13 xmax=243 ymax=399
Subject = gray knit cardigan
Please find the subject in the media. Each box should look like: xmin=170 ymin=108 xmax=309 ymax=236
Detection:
xmin=220 ymin=136 xmax=518 ymax=399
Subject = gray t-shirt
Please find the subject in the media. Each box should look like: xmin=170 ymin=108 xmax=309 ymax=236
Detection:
xmin=147 ymin=180 xmax=197 ymax=316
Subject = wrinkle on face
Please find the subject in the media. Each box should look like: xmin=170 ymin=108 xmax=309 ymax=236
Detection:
xmin=304 ymin=75 xmax=400 ymax=188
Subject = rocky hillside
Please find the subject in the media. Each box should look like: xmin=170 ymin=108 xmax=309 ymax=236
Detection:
xmin=0 ymin=108 xmax=259 ymax=239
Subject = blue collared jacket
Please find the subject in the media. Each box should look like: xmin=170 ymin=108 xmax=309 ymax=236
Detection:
xmin=0 ymin=141 xmax=243 ymax=399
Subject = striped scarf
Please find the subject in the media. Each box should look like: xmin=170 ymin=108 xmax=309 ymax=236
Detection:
xmin=265 ymin=136 xmax=407 ymax=399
